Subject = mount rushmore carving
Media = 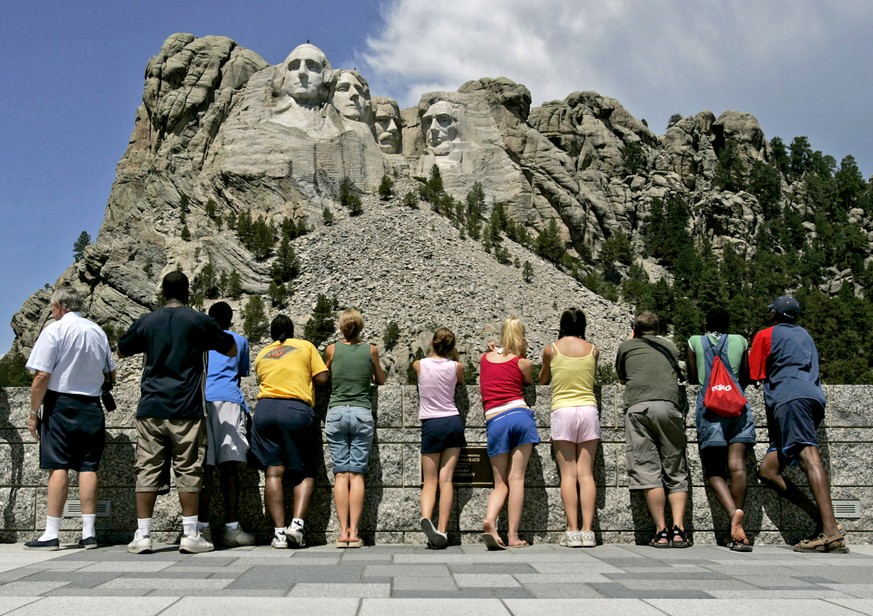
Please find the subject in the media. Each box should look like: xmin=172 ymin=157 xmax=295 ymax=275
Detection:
xmin=9 ymin=33 xmax=778 ymax=356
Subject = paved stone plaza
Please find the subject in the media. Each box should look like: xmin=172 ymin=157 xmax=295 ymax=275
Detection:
xmin=1 ymin=542 xmax=872 ymax=615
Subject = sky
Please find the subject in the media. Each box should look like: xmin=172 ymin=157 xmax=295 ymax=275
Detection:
xmin=2 ymin=0 xmax=872 ymax=353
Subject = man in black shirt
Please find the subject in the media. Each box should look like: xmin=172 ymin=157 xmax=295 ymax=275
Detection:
xmin=118 ymin=271 xmax=236 ymax=554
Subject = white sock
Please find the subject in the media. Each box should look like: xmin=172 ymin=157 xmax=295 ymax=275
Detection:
xmin=197 ymin=521 xmax=209 ymax=532
xmin=274 ymin=527 xmax=285 ymax=538
xmin=137 ymin=517 xmax=152 ymax=538
xmin=290 ymin=518 xmax=304 ymax=530
xmin=81 ymin=514 xmax=96 ymax=539
xmin=38 ymin=516 xmax=63 ymax=541
xmin=182 ymin=515 xmax=198 ymax=537
xmin=225 ymin=521 xmax=239 ymax=530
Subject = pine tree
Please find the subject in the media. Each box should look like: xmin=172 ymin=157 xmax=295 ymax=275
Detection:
xmin=535 ymin=219 xmax=564 ymax=264
xmin=304 ymin=293 xmax=337 ymax=349
xmin=270 ymin=236 xmax=300 ymax=284
xmin=522 ymin=261 xmax=534 ymax=283
xmin=384 ymin=321 xmax=400 ymax=350
xmin=403 ymin=191 xmax=419 ymax=209
xmin=378 ymin=175 xmax=394 ymax=200
xmin=72 ymin=231 xmax=91 ymax=262
xmin=241 ymin=295 xmax=268 ymax=342
xmin=322 ymin=207 xmax=335 ymax=226
xmin=227 ymin=271 xmax=242 ymax=300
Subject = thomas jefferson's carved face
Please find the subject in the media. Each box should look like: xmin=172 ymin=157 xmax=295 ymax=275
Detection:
xmin=374 ymin=100 xmax=401 ymax=153
xmin=333 ymin=72 xmax=370 ymax=121
xmin=422 ymin=101 xmax=459 ymax=154
xmin=282 ymin=44 xmax=330 ymax=104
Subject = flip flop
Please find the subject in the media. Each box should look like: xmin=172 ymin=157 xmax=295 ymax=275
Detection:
xmin=508 ymin=540 xmax=529 ymax=548
xmin=727 ymin=540 xmax=753 ymax=553
xmin=480 ymin=533 xmax=506 ymax=551
xmin=335 ymin=539 xmax=348 ymax=548
xmin=347 ymin=538 xmax=363 ymax=548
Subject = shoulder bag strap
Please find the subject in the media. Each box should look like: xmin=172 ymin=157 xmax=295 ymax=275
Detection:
xmin=637 ymin=336 xmax=686 ymax=383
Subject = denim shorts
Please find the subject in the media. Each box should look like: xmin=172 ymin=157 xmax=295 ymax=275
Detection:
xmin=421 ymin=414 xmax=467 ymax=454
xmin=325 ymin=405 xmax=375 ymax=474
xmin=694 ymin=392 xmax=756 ymax=451
xmin=485 ymin=408 xmax=540 ymax=458
xmin=766 ymin=397 xmax=824 ymax=461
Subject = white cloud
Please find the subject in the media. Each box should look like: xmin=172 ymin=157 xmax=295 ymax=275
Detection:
xmin=357 ymin=0 xmax=873 ymax=173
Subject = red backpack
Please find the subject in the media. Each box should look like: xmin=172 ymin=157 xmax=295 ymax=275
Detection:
xmin=702 ymin=336 xmax=747 ymax=418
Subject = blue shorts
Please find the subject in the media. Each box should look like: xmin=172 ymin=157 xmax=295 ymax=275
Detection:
xmin=485 ymin=408 xmax=539 ymax=458
xmin=325 ymin=405 xmax=375 ymax=474
xmin=248 ymin=398 xmax=319 ymax=477
xmin=421 ymin=415 xmax=466 ymax=454
xmin=40 ymin=391 xmax=105 ymax=472
xmin=695 ymin=393 xmax=756 ymax=450
xmin=766 ymin=397 xmax=824 ymax=461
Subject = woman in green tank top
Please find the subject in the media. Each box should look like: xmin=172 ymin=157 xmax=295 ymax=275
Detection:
xmin=324 ymin=309 xmax=386 ymax=548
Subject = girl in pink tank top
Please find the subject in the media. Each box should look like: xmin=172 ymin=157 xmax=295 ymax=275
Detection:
xmin=413 ymin=328 xmax=466 ymax=548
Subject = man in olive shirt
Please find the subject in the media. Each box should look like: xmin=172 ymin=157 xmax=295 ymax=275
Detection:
xmin=616 ymin=311 xmax=690 ymax=548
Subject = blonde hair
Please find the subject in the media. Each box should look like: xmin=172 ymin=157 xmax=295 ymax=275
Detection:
xmin=500 ymin=316 xmax=526 ymax=356
xmin=339 ymin=308 xmax=364 ymax=340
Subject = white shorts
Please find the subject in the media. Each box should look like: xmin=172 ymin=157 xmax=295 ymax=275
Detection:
xmin=550 ymin=406 xmax=601 ymax=443
xmin=205 ymin=401 xmax=249 ymax=466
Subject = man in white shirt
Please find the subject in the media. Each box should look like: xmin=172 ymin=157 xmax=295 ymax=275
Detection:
xmin=24 ymin=286 xmax=116 ymax=550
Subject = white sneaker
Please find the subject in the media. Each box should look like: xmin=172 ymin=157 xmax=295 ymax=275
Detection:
xmin=223 ymin=526 xmax=255 ymax=547
xmin=580 ymin=531 xmax=596 ymax=548
xmin=285 ymin=522 xmax=305 ymax=548
xmin=128 ymin=531 xmax=153 ymax=554
xmin=559 ymin=531 xmax=582 ymax=548
xmin=271 ymin=533 xmax=287 ymax=549
xmin=179 ymin=532 xmax=215 ymax=554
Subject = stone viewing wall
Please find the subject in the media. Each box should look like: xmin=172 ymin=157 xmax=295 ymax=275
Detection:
xmin=1 ymin=384 xmax=870 ymax=546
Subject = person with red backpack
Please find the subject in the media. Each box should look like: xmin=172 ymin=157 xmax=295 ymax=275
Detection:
xmin=687 ymin=308 xmax=756 ymax=551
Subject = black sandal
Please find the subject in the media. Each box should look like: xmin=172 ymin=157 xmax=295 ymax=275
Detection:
xmin=649 ymin=528 xmax=670 ymax=548
xmin=671 ymin=526 xmax=690 ymax=548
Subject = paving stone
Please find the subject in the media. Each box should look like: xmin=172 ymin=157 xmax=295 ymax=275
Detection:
xmin=0 ymin=596 xmax=179 ymax=615
xmin=15 ymin=571 xmax=121 ymax=589
xmin=0 ymin=581 xmax=70 ymax=596
xmin=160 ymin=596 xmax=361 ymax=616
xmin=645 ymin=598 xmax=864 ymax=616
xmin=288 ymin=583 xmax=390 ymax=597
xmin=363 ymin=564 xmax=451 ymax=578
xmin=389 ymin=588 xmax=533 ymax=598
xmin=586 ymin=583 xmax=713 ymax=599
xmin=706 ymin=589 xmax=857 ymax=599
xmin=518 ymin=583 xmax=607 ymax=598
xmin=504 ymin=598 xmax=667 ymax=615
xmin=359 ymin=598 xmax=511 ymax=615
xmin=391 ymin=576 xmax=458 ymax=591
xmin=820 ymin=585 xmax=873 ymax=599
xmin=453 ymin=573 xmax=520 ymax=588
xmin=448 ymin=563 xmax=537 ymax=574
xmin=97 ymin=578 xmax=230 ymax=590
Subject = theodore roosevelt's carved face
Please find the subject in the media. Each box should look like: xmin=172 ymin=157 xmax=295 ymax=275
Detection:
xmin=373 ymin=98 xmax=401 ymax=153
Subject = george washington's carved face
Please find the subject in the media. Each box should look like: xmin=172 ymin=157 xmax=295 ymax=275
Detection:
xmin=281 ymin=44 xmax=331 ymax=105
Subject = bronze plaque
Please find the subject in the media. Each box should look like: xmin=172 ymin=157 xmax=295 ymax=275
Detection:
xmin=451 ymin=446 xmax=492 ymax=486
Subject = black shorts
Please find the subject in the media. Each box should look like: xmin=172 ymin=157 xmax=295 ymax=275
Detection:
xmin=420 ymin=415 xmax=466 ymax=455
xmin=40 ymin=391 xmax=105 ymax=472
xmin=248 ymin=398 xmax=319 ymax=477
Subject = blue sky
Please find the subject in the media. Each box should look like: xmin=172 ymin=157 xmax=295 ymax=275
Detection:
xmin=2 ymin=0 xmax=872 ymax=353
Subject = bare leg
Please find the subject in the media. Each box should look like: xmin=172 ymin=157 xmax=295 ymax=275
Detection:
xmin=420 ymin=453 xmax=441 ymax=522
xmin=334 ymin=472 xmax=350 ymax=540
xmin=797 ymin=445 xmax=839 ymax=537
xmin=483 ymin=452 xmax=510 ymax=545
xmin=554 ymin=441 xmax=579 ymax=531
xmin=77 ymin=471 xmax=97 ymax=515
xmin=291 ymin=477 xmax=314 ymax=520
xmin=506 ymin=444 xmax=533 ymax=546
xmin=264 ymin=466 xmax=286 ymax=528
xmin=758 ymin=450 xmax=821 ymax=526
xmin=46 ymin=470 xmax=70 ymax=518
xmin=217 ymin=462 xmax=240 ymax=523
xmin=577 ymin=441 xmax=598 ymax=533
xmin=178 ymin=491 xmax=199 ymax=517
xmin=197 ymin=466 xmax=214 ymax=523
xmin=348 ymin=473 xmax=365 ymax=540
xmin=644 ymin=487 xmax=667 ymax=536
xmin=667 ymin=491 xmax=687 ymax=530
xmin=436 ymin=448 xmax=461 ymax=533
xmin=727 ymin=443 xmax=749 ymax=511
xmin=136 ymin=491 xmax=159 ymax=519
